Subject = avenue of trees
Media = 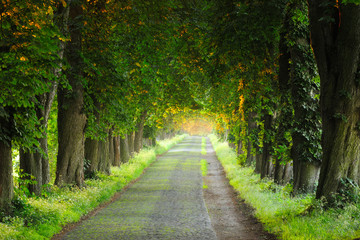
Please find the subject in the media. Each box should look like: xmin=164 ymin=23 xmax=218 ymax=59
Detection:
xmin=1 ymin=0 xmax=360 ymax=213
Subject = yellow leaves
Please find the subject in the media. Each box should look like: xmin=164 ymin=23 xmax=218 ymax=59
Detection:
xmin=238 ymin=79 xmax=244 ymax=92
xmin=19 ymin=56 xmax=27 ymax=61
xmin=60 ymin=0 xmax=67 ymax=7
xmin=120 ymin=5 xmax=132 ymax=11
xmin=135 ymin=62 xmax=141 ymax=68
xmin=34 ymin=22 xmax=41 ymax=29
xmin=130 ymin=69 xmax=136 ymax=74
xmin=46 ymin=6 xmax=53 ymax=15
xmin=58 ymin=37 xmax=67 ymax=42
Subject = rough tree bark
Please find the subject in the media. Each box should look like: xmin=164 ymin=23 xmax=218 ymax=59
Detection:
xmin=98 ymin=135 xmax=111 ymax=175
xmin=55 ymin=0 xmax=86 ymax=187
xmin=109 ymin=130 xmax=115 ymax=166
xmin=0 ymin=108 xmax=14 ymax=211
xmin=128 ymin=132 xmax=135 ymax=157
xmin=134 ymin=111 xmax=147 ymax=153
xmin=84 ymin=138 xmax=99 ymax=177
xmin=308 ymin=1 xmax=360 ymax=199
xmin=114 ymin=136 xmax=121 ymax=166
xmin=120 ymin=135 xmax=130 ymax=163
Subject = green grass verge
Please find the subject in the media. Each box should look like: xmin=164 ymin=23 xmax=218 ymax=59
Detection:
xmin=0 ymin=134 xmax=187 ymax=240
xmin=209 ymin=134 xmax=360 ymax=240
xmin=201 ymin=137 xmax=206 ymax=155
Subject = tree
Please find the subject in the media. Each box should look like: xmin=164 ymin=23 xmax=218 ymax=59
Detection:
xmin=55 ymin=0 xmax=86 ymax=187
xmin=308 ymin=1 xmax=360 ymax=200
xmin=19 ymin=1 xmax=69 ymax=196
xmin=287 ymin=0 xmax=321 ymax=193
xmin=0 ymin=0 xmax=61 ymax=207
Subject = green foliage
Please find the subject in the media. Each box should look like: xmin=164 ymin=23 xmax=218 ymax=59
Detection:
xmin=0 ymin=0 xmax=62 ymax=148
xmin=13 ymin=170 xmax=37 ymax=202
xmin=342 ymin=0 xmax=360 ymax=4
xmin=209 ymin=134 xmax=360 ymax=240
xmin=0 ymin=135 xmax=186 ymax=239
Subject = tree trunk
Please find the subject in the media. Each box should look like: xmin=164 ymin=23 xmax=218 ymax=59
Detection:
xmin=120 ymin=135 xmax=130 ymax=163
xmin=19 ymin=149 xmax=42 ymax=195
xmin=0 ymin=108 xmax=14 ymax=211
xmin=288 ymin=0 xmax=321 ymax=194
xmin=151 ymin=138 xmax=157 ymax=147
xmin=273 ymin=6 xmax=293 ymax=185
xmin=274 ymin=161 xmax=293 ymax=185
xmin=0 ymin=140 xmax=13 ymax=212
xmin=109 ymin=132 xmax=115 ymax=166
xmin=308 ymin=1 xmax=360 ymax=199
xmin=293 ymin=161 xmax=320 ymax=193
xmin=19 ymin=92 xmax=56 ymax=195
xmin=134 ymin=111 xmax=147 ymax=153
xmin=128 ymin=132 xmax=135 ymax=157
xmin=98 ymin=136 xmax=111 ymax=175
xmin=259 ymin=113 xmax=273 ymax=178
xmin=55 ymin=1 xmax=86 ymax=187
xmin=84 ymin=138 xmax=99 ymax=177
xmin=237 ymin=127 xmax=244 ymax=156
xmin=114 ymin=136 xmax=121 ymax=166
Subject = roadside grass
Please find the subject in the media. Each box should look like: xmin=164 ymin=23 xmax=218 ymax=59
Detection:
xmin=209 ymin=134 xmax=360 ymax=240
xmin=201 ymin=137 xmax=206 ymax=155
xmin=0 ymin=134 xmax=187 ymax=240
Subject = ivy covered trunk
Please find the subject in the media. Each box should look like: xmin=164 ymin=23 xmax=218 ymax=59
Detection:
xmin=120 ymin=135 xmax=130 ymax=163
xmin=308 ymin=1 xmax=360 ymax=199
xmin=288 ymin=0 xmax=321 ymax=194
xmin=55 ymin=1 xmax=86 ymax=187
xmin=274 ymin=13 xmax=293 ymax=185
xmin=134 ymin=111 xmax=147 ymax=153
xmin=245 ymin=111 xmax=257 ymax=166
xmin=260 ymin=113 xmax=273 ymax=179
xmin=0 ymin=108 xmax=14 ymax=211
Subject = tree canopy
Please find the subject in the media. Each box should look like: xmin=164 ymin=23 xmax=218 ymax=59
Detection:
xmin=1 ymin=0 xmax=360 ymax=211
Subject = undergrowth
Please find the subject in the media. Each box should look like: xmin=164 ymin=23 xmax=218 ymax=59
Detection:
xmin=0 ymin=134 xmax=187 ymax=240
xmin=209 ymin=134 xmax=360 ymax=240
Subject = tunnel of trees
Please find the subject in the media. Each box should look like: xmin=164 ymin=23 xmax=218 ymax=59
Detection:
xmin=1 ymin=0 xmax=360 ymax=214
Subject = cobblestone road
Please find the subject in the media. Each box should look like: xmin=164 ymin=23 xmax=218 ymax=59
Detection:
xmin=62 ymin=136 xmax=217 ymax=240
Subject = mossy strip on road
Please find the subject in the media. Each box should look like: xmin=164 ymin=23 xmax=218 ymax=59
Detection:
xmin=62 ymin=136 xmax=216 ymax=240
